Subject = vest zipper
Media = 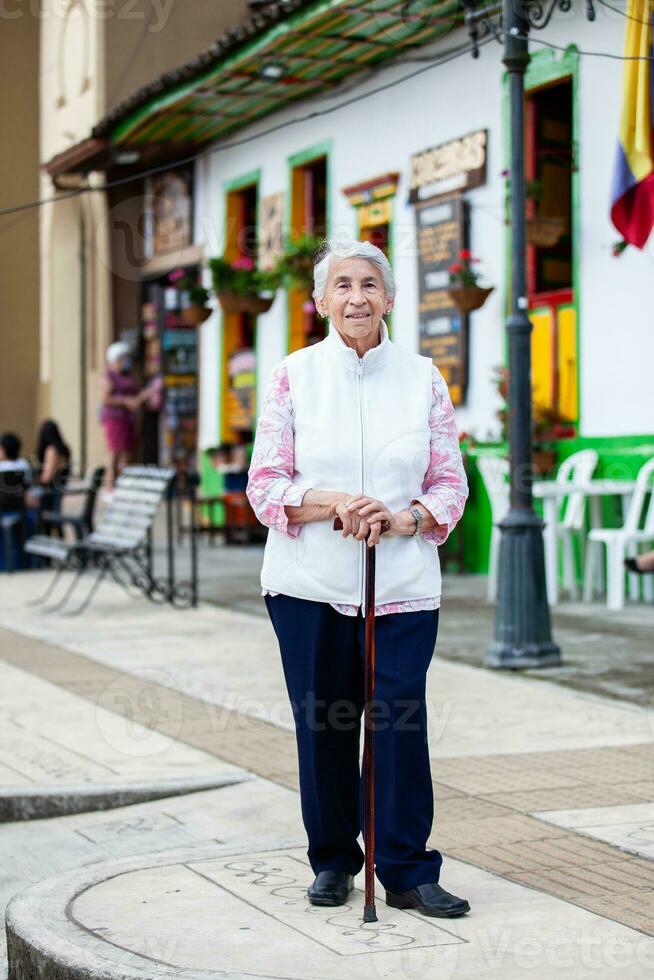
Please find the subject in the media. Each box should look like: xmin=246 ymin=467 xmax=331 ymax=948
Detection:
xmin=357 ymin=361 xmax=365 ymax=611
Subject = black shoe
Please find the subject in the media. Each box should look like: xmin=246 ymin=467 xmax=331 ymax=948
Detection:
xmin=386 ymin=882 xmax=470 ymax=917
xmin=307 ymin=870 xmax=355 ymax=906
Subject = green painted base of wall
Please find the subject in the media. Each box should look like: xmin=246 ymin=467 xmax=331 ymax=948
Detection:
xmin=199 ymin=450 xmax=225 ymax=527
xmin=458 ymin=443 xmax=503 ymax=575
xmin=459 ymin=434 xmax=654 ymax=574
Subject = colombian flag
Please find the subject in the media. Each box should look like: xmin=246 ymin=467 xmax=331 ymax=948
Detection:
xmin=610 ymin=0 xmax=654 ymax=248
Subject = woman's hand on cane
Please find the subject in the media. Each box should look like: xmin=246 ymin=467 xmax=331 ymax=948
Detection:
xmin=333 ymin=495 xmax=372 ymax=542
xmin=344 ymin=495 xmax=393 ymax=547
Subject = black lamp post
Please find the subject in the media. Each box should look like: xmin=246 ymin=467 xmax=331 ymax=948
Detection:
xmin=461 ymin=0 xmax=595 ymax=668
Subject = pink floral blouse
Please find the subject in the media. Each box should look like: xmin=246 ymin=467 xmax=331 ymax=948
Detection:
xmin=247 ymin=359 xmax=468 ymax=616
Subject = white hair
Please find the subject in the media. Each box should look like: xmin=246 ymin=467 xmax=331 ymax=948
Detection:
xmin=106 ymin=341 xmax=130 ymax=365
xmin=313 ymin=237 xmax=396 ymax=301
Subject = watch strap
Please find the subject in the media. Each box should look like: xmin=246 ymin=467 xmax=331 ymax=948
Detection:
xmin=409 ymin=506 xmax=424 ymax=536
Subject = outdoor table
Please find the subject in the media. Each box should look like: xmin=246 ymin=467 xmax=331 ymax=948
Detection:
xmin=533 ymin=479 xmax=636 ymax=605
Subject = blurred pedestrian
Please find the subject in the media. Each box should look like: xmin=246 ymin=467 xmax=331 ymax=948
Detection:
xmin=35 ymin=420 xmax=70 ymax=484
xmin=25 ymin=420 xmax=71 ymax=510
xmin=0 ymin=432 xmax=31 ymax=481
xmin=100 ymin=341 xmax=150 ymax=490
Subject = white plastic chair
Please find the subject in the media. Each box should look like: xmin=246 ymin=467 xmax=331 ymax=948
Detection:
xmin=477 ymin=456 xmax=510 ymax=602
xmin=554 ymin=449 xmax=598 ymax=598
xmin=583 ymin=456 xmax=654 ymax=610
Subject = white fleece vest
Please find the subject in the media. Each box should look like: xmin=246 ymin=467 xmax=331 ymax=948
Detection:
xmin=260 ymin=322 xmax=441 ymax=607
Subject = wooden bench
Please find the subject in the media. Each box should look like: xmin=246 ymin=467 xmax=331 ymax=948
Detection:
xmin=25 ymin=466 xmax=175 ymax=614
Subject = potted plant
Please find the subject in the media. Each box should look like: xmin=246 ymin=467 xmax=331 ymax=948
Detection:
xmin=208 ymin=255 xmax=281 ymax=315
xmin=169 ymin=270 xmax=212 ymax=325
xmin=491 ymin=365 xmax=575 ymax=477
xmin=531 ymin=408 xmax=559 ymax=477
xmin=502 ymin=171 xmax=565 ymax=248
xmin=532 ymin=405 xmax=577 ymax=476
xmin=273 ymin=234 xmax=324 ymax=292
xmin=447 ymin=249 xmax=494 ymax=312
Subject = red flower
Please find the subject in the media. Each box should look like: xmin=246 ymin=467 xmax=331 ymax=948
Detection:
xmin=231 ymin=256 xmax=255 ymax=271
xmin=449 ymin=262 xmax=463 ymax=274
xmin=459 ymin=249 xmax=472 ymax=260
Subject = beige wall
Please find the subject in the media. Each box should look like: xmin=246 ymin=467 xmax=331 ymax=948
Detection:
xmin=46 ymin=196 xmax=83 ymax=458
xmin=39 ymin=2 xmax=105 ymax=469
xmin=104 ymin=0 xmax=250 ymax=113
xmin=37 ymin=1 xmax=250 ymax=470
xmin=0 ymin=14 xmax=40 ymax=459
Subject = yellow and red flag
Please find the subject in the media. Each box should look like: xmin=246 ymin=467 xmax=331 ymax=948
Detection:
xmin=611 ymin=0 xmax=654 ymax=248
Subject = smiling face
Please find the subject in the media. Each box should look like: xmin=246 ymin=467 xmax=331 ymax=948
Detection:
xmin=315 ymin=256 xmax=393 ymax=349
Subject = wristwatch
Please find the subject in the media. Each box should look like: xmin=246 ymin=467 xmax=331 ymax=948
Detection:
xmin=408 ymin=506 xmax=424 ymax=536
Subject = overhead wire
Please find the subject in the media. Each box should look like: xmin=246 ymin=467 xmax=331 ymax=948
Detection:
xmin=1 ymin=13 xmax=652 ymax=220
xmin=0 ymin=31 xmax=496 ymax=219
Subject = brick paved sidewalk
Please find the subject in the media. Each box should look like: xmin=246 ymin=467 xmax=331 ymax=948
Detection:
xmin=1 ymin=566 xmax=653 ymax=944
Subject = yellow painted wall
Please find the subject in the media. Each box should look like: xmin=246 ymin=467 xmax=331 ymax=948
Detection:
xmin=529 ymin=308 xmax=553 ymax=411
xmin=557 ymin=305 xmax=578 ymax=421
xmin=529 ymin=304 xmax=578 ymax=422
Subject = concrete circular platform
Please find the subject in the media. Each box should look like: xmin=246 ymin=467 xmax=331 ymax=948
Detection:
xmin=6 ymin=843 xmax=465 ymax=980
xmin=0 ymin=772 xmax=253 ymax=822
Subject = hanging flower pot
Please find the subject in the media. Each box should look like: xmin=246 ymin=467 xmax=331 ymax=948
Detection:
xmin=526 ymin=216 xmax=565 ymax=248
xmin=216 ymin=292 xmax=275 ymax=316
xmin=169 ymin=272 xmax=212 ymax=325
xmin=447 ymin=250 xmax=494 ymax=313
xmin=447 ymin=285 xmax=494 ymax=313
xmin=181 ymin=304 xmax=212 ymax=326
xmin=273 ymin=234 xmax=324 ymax=292
xmin=208 ymin=255 xmax=280 ymax=317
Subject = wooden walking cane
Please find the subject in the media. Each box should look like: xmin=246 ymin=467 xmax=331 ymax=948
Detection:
xmin=333 ymin=515 xmax=390 ymax=923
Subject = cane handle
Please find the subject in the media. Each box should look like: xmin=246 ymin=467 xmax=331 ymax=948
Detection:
xmin=333 ymin=517 xmax=390 ymax=536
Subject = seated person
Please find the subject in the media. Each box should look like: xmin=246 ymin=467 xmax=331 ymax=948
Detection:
xmin=27 ymin=419 xmax=71 ymax=510
xmin=625 ymin=550 xmax=654 ymax=574
xmin=0 ymin=432 xmax=32 ymax=482
xmin=0 ymin=433 xmax=31 ymax=571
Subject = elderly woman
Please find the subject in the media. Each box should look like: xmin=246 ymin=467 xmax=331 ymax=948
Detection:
xmin=246 ymin=238 xmax=469 ymax=918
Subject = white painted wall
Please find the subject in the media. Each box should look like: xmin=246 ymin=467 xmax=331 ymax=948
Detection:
xmin=572 ymin=14 xmax=654 ymax=437
xmin=193 ymin=11 xmax=654 ymax=445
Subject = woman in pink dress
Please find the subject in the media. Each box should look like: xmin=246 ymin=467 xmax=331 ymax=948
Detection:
xmin=100 ymin=342 xmax=150 ymax=490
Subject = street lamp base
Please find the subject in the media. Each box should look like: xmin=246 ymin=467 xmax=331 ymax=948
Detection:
xmin=484 ymin=507 xmax=562 ymax=670
xmin=485 ymin=640 xmax=562 ymax=669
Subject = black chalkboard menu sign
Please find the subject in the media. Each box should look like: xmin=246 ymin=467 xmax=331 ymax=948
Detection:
xmin=415 ymin=194 xmax=468 ymax=406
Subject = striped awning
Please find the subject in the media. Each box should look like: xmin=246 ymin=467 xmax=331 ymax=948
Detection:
xmin=104 ymin=0 xmax=462 ymax=150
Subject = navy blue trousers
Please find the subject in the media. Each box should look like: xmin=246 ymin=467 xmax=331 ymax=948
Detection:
xmin=265 ymin=593 xmax=443 ymax=894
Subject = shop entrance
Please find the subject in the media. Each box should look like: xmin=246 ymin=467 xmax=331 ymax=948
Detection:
xmin=525 ymin=72 xmax=578 ymax=425
xmin=140 ymin=271 xmax=200 ymax=468
xmin=289 ymin=153 xmax=327 ymax=351
xmin=222 ymin=181 xmax=258 ymax=447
